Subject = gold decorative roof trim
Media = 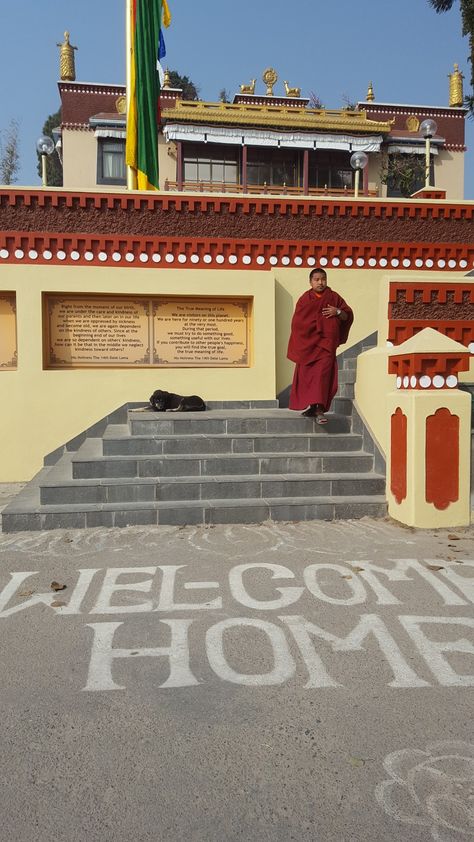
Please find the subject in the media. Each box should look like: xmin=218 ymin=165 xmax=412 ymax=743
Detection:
xmin=162 ymin=100 xmax=393 ymax=133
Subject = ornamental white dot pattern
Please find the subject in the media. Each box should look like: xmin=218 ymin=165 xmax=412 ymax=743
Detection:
xmin=57 ymin=251 xmax=66 ymax=261
xmin=281 ymin=256 xmax=290 ymax=265
xmin=28 ymin=250 xmax=38 ymax=260
xmin=433 ymin=374 xmax=445 ymax=389
xmin=190 ymin=254 xmax=199 ymax=263
xmin=112 ymin=252 xmax=121 ymax=262
xmin=215 ymin=254 xmax=224 ymax=264
xmin=294 ymin=256 xmax=302 ymax=266
xmin=84 ymin=251 xmax=94 ymax=262
xmin=448 ymin=259 xmax=457 ymax=268
xmin=425 ymin=259 xmax=434 ymax=268
xmin=391 ymin=259 xmax=399 ymax=267
xmin=203 ymin=254 xmax=212 ymax=264
xmin=420 ymin=375 xmax=431 ymax=388
xmin=459 ymin=259 xmax=468 ymax=268
xmin=403 ymin=376 xmax=409 ymax=388
xmin=344 ymin=258 xmax=353 ymax=267
xmin=125 ymin=252 xmax=135 ymax=263
xmin=139 ymin=253 xmax=149 ymax=263
xmin=415 ymin=259 xmax=423 ymax=267
xmin=437 ymin=259 xmax=446 ymax=268
xmin=242 ymin=255 xmax=251 ymax=265
xmin=396 ymin=376 xmax=402 ymax=389
xmin=165 ymin=253 xmax=174 ymax=263
xmin=15 ymin=249 xmax=24 ymax=259
xmin=319 ymin=257 xmax=328 ymax=266
xmin=446 ymin=375 xmax=458 ymax=388
xmin=98 ymin=252 xmax=108 ymax=262
xmin=229 ymin=255 xmax=238 ymax=264
xmin=269 ymin=256 xmax=278 ymax=265
xmin=356 ymin=258 xmax=365 ymax=267
xmin=178 ymin=254 xmax=187 ymax=263
xmin=469 ymin=342 xmax=474 ymax=354
xmin=379 ymin=258 xmax=388 ymax=267
xmin=43 ymin=250 xmax=53 ymax=260
xmin=402 ymin=259 xmax=411 ymax=268
xmin=331 ymin=257 xmax=340 ymax=266
xmin=152 ymin=253 xmax=161 ymax=263
xmin=410 ymin=375 xmax=417 ymax=388
xmin=368 ymin=258 xmax=376 ymax=267
xmin=307 ymin=257 xmax=316 ymax=266
xmin=0 ymin=249 xmax=8 ymax=259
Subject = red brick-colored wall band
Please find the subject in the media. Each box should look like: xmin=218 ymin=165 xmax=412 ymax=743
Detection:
xmin=390 ymin=407 xmax=407 ymax=505
xmin=425 ymin=407 xmax=459 ymax=510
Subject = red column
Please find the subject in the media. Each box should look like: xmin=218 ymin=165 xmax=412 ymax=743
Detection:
xmin=363 ymin=161 xmax=369 ymax=196
xmin=177 ymin=141 xmax=183 ymax=191
xmin=303 ymin=149 xmax=309 ymax=196
xmin=242 ymin=144 xmax=248 ymax=193
xmin=390 ymin=407 xmax=407 ymax=504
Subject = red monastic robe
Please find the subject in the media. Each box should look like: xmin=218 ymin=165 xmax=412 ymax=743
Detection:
xmin=287 ymin=287 xmax=353 ymax=412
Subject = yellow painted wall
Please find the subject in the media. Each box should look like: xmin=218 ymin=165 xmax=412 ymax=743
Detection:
xmin=158 ymin=134 xmax=177 ymax=186
xmin=62 ymin=129 xmax=97 ymax=189
xmin=435 ymin=150 xmax=464 ymax=200
xmin=0 ymin=265 xmax=275 ymax=481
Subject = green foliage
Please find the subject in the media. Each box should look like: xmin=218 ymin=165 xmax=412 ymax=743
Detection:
xmin=380 ymin=153 xmax=426 ymax=197
xmin=0 ymin=119 xmax=20 ymax=184
xmin=428 ymin=0 xmax=474 ymax=108
xmin=36 ymin=109 xmax=63 ymax=186
xmin=167 ymin=71 xmax=200 ymax=101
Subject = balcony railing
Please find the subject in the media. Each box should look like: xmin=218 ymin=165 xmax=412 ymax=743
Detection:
xmin=163 ymin=180 xmax=379 ymax=197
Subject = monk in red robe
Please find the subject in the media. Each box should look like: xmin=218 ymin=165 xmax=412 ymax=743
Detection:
xmin=287 ymin=268 xmax=353 ymax=423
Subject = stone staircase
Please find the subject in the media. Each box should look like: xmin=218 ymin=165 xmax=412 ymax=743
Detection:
xmin=2 ymin=340 xmax=386 ymax=531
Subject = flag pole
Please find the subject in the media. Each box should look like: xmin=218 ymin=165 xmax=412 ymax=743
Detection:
xmin=125 ymin=0 xmax=137 ymax=189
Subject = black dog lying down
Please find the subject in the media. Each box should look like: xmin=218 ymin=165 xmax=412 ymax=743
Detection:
xmin=149 ymin=389 xmax=206 ymax=412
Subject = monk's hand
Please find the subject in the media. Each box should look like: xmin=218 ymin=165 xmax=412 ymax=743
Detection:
xmin=322 ymin=305 xmax=338 ymax=318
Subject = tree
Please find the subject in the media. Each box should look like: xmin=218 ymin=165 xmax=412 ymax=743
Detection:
xmin=428 ymin=0 xmax=474 ymax=108
xmin=0 ymin=119 xmax=20 ymax=184
xmin=167 ymin=71 xmax=200 ymax=101
xmin=380 ymin=152 xmax=427 ymax=197
xmin=36 ymin=109 xmax=63 ymax=187
xmin=218 ymin=88 xmax=230 ymax=103
xmin=308 ymin=91 xmax=325 ymax=109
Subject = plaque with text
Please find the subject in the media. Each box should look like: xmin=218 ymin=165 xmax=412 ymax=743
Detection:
xmin=153 ymin=298 xmax=250 ymax=367
xmin=46 ymin=296 xmax=151 ymax=367
xmin=0 ymin=294 xmax=17 ymax=370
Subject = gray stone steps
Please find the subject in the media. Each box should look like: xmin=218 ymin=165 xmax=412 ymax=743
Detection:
xmin=71 ymin=439 xmax=376 ymax=480
xmin=102 ymin=425 xmax=364 ymax=456
xmin=2 ymin=493 xmax=387 ymax=531
xmin=40 ymin=471 xmax=385 ymax=505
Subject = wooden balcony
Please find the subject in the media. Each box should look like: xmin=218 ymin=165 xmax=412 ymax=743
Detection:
xmin=163 ymin=180 xmax=379 ymax=198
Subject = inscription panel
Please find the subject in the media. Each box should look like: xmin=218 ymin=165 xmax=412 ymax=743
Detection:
xmin=154 ymin=298 xmax=249 ymax=367
xmin=44 ymin=295 xmax=251 ymax=368
xmin=0 ymin=294 xmax=17 ymax=370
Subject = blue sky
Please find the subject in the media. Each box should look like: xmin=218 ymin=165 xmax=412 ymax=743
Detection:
xmin=1 ymin=0 xmax=473 ymax=195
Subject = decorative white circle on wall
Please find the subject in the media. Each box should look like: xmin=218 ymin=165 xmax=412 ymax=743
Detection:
xmin=15 ymin=249 xmax=24 ymax=259
xmin=415 ymin=258 xmax=423 ymax=267
xmin=446 ymin=375 xmax=458 ymax=388
xmin=356 ymin=258 xmax=365 ymax=267
xmin=190 ymin=254 xmax=199 ymax=263
xmin=459 ymin=259 xmax=468 ymax=268
xmin=203 ymin=254 xmax=212 ymax=264
xmin=57 ymin=250 xmax=66 ymax=261
xmin=391 ymin=258 xmax=399 ymax=267
xmin=433 ymin=374 xmax=445 ymax=389
xmin=112 ymin=252 xmax=121 ymax=262
xmin=379 ymin=258 xmax=388 ymax=267
xmin=410 ymin=375 xmax=417 ymax=388
xmin=215 ymin=254 xmax=224 ymax=264
xmin=331 ymin=257 xmax=340 ymax=266
xmin=294 ymin=256 xmax=302 ymax=266
xmin=281 ymin=256 xmax=290 ymax=265
xmin=419 ymin=375 xmax=431 ymax=388
xmin=125 ymin=252 xmax=134 ymax=262
xmin=307 ymin=256 xmax=316 ymax=266
xmin=403 ymin=375 xmax=409 ymax=388
xmin=402 ymin=259 xmax=411 ymax=267
xmin=319 ymin=256 xmax=328 ymax=266
xmin=152 ymin=253 xmax=161 ymax=263
xmin=229 ymin=254 xmax=238 ymax=264
xmin=28 ymin=250 xmax=38 ymax=260
xmin=139 ymin=253 xmax=149 ymax=263
xmin=344 ymin=257 xmax=353 ymax=267
xmin=469 ymin=342 xmax=474 ymax=354
xmin=84 ymin=251 xmax=94 ymax=262
xmin=242 ymin=255 xmax=252 ymax=265
xmin=448 ymin=259 xmax=456 ymax=268
xmin=98 ymin=252 xmax=107 ymax=262
xmin=425 ymin=258 xmax=434 ymax=268
xmin=44 ymin=250 xmax=53 ymax=260
xmin=396 ymin=376 xmax=402 ymax=389
xmin=386 ymin=341 xmax=394 ymax=347
xmin=269 ymin=255 xmax=278 ymax=265
xmin=165 ymin=253 xmax=174 ymax=263
xmin=0 ymin=249 xmax=9 ymax=259
xmin=178 ymin=254 xmax=187 ymax=263
xmin=368 ymin=258 xmax=376 ymax=267
xmin=437 ymin=259 xmax=446 ymax=268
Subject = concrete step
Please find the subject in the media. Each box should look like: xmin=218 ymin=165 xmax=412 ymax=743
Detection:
xmin=2 ymin=494 xmax=387 ymax=532
xmin=71 ymin=440 xmax=376 ymax=480
xmin=40 ymin=471 xmax=385 ymax=505
xmin=102 ymin=426 xmax=364 ymax=457
xmin=129 ymin=408 xmax=352 ymax=436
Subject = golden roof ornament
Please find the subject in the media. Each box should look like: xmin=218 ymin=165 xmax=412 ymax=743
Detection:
xmin=162 ymin=68 xmax=171 ymax=89
xmin=449 ymin=63 xmax=464 ymax=107
xmin=406 ymin=115 xmax=420 ymax=132
xmin=116 ymin=96 xmax=127 ymax=115
xmin=262 ymin=68 xmax=278 ymax=96
xmin=240 ymin=79 xmax=256 ymax=94
xmin=284 ymin=81 xmax=300 ymax=97
xmin=57 ymin=31 xmax=77 ymax=82
xmin=366 ymin=81 xmax=375 ymax=102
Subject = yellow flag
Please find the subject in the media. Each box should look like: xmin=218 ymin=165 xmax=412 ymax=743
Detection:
xmin=162 ymin=0 xmax=171 ymax=27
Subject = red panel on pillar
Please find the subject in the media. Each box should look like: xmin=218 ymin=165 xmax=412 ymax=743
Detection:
xmin=391 ymin=407 xmax=407 ymax=504
xmin=426 ymin=408 xmax=459 ymax=509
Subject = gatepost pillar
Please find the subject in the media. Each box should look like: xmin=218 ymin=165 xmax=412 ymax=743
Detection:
xmin=387 ymin=328 xmax=471 ymax=528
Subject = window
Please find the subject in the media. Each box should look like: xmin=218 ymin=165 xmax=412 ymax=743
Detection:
xmin=308 ymin=150 xmax=354 ymax=190
xmin=247 ymin=148 xmax=299 ymax=187
xmin=183 ymin=143 xmax=239 ymax=185
xmin=386 ymin=153 xmax=434 ymax=198
xmin=97 ymin=139 xmax=126 ymax=185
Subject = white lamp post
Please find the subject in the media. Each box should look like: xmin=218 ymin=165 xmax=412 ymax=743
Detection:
xmin=36 ymin=135 xmax=55 ymax=187
xmin=350 ymin=151 xmax=368 ymax=198
xmin=420 ymin=119 xmax=438 ymax=188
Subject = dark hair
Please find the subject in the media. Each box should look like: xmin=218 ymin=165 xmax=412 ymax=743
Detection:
xmin=309 ymin=267 xmax=327 ymax=281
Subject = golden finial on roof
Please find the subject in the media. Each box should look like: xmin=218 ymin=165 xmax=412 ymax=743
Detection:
xmin=240 ymin=79 xmax=256 ymax=94
xmin=57 ymin=31 xmax=77 ymax=82
xmin=449 ymin=63 xmax=464 ymax=107
xmin=162 ymin=68 xmax=171 ymax=89
xmin=366 ymin=81 xmax=375 ymax=102
xmin=262 ymin=68 xmax=278 ymax=96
